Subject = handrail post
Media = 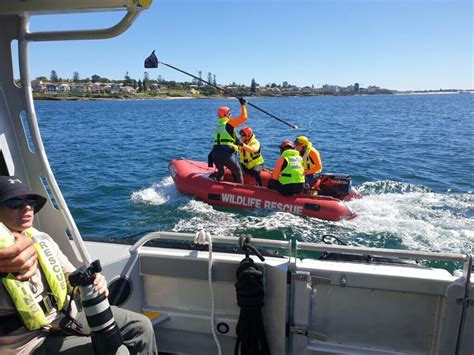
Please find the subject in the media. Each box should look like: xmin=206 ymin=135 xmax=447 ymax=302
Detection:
xmin=25 ymin=9 xmax=142 ymax=42
xmin=455 ymin=252 xmax=472 ymax=355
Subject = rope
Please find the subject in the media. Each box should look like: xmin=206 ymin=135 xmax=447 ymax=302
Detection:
xmin=234 ymin=237 xmax=270 ymax=355
xmin=194 ymin=230 xmax=222 ymax=355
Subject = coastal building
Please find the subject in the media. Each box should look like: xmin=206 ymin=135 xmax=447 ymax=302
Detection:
xmin=322 ymin=84 xmax=340 ymax=93
xmin=46 ymin=84 xmax=57 ymax=93
xmin=367 ymin=85 xmax=380 ymax=93
xmin=110 ymin=83 xmax=121 ymax=94
xmin=58 ymin=83 xmax=70 ymax=93
xmin=91 ymin=83 xmax=101 ymax=93
xmin=32 ymin=81 xmax=46 ymax=93
xmin=120 ymin=86 xmax=136 ymax=94
xmin=72 ymin=84 xmax=85 ymax=93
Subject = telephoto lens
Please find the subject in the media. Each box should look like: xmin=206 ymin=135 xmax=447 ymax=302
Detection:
xmin=68 ymin=260 xmax=123 ymax=354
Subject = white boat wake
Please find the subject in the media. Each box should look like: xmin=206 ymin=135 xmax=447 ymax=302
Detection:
xmin=130 ymin=176 xmax=186 ymax=206
xmin=132 ymin=178 xmax=473 ymax=255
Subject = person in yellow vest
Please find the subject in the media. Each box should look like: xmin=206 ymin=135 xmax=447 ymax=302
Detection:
xmin=209 ymin=97 xmax=247 ymax=183
xmin=268 ymin=140 xmax=305 ymax=196
xmin=0 ymin=176 xmax=157 ymax=354
xmin=294 ymin=135 xmax=323 ymax=193
xmin=237 ymin=126 xmax=265 ymax=186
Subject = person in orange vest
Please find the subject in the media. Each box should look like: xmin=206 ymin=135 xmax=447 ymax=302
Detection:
xmin=209 ymin=97 xmax=247 ymax=183
xmin=237 ymin=126 xmax=264 ymax=186
xmin=294 ymin=135 xmax=323 ymax=192
xmin=268 ymin=140 xmax=305 ymax=196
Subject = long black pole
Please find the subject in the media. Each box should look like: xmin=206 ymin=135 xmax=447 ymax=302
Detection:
xmin=157 ymin=60 xmax=298 ymax=130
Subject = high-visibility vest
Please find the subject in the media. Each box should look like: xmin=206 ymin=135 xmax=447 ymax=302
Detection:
xmin=302 ymin=142 xmax=322 ymax=174
xmin=239 ymin=135 xmax=264 ymax=169
xmin=2 ymin=228 xmax=67 ymax=330
xmin=214 ymin=118 xmax=237 ymax=150
xmin=279 ymin=150 xmax=305 ymax=185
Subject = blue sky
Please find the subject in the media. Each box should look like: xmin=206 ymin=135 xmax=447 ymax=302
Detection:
xmin=19 ymin=0 xmax=473 ymax=90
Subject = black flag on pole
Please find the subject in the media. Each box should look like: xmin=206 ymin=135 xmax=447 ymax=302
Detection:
xmin=144 ymin=50 xmax=158 ymax=68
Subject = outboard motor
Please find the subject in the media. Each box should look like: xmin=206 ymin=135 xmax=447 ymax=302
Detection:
xmin=68 ymin=260 xmax=123 ymax=354
xmin=316 ymin=174 xmax=353 ymax=200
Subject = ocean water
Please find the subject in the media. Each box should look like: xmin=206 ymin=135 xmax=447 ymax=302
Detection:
xmin=35 ymin=94 xmax=473 ymax=258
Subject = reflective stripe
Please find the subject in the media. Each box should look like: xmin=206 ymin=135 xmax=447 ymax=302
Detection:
xmin=29 ymin=230 xmax=67 ymax=311
xmin=279 ymin=150 xmax=305 ymax=185
xmin=2 ymin=274 xmax=49 ymax=330
xmin=214 ymin=118 xmax=237 ymax=150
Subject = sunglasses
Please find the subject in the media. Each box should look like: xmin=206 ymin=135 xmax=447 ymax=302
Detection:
xmin=1 ymin=198 xmax=38 ymax=210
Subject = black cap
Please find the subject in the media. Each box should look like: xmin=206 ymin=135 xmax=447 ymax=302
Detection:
xmin=0 ymin=176 xmax=47 ymax=213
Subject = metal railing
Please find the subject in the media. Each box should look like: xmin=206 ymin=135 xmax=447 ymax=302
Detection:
xmin=295 ymin=241 xmax=468 ymax=263
xmin=129 ymin=230 xmax=471 ymax=271
xmin=129 ymin=231 xmax=291 ymax=257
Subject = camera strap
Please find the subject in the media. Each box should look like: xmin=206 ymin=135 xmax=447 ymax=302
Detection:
xmin=57 ymin=313 xmax=89 ymax=337
xmin=51 ymin=287 xmax=89 ymax=337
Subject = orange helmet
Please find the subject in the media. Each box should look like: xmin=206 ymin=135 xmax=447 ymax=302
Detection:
xmin=217 ymin=106 xmax=230 ymax=118
xmin=240 ymin=126 xmax=253 ymax=139
xmin=279 ymin=140 xmax=294 ymax=152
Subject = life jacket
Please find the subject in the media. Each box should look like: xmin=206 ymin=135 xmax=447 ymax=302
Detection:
xmin=279 ymin=149 xmax=305 ymax=185
xmin=239 ymin=135 xmax=264 ymax=169
xmin=2 ymin=228 xmax=68 ymax=331
xmin=302 ymin=142 xmax=322 ymax=174
xmin=214 ymin=118 xmax=238 ymax=150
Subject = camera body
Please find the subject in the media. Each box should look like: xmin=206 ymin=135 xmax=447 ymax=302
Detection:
xmin=69 ymin=260 xmax=123 ymax=354
xmin=69 ymin=259 xmax=101 ymax=287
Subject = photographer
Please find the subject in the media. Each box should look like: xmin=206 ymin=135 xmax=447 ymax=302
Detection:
xmin=0 ymin=176 xmax=157 ymax=354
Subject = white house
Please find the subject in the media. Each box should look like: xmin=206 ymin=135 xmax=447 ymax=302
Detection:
xmin=58 ymin=83 xmax=70 ymax=93
xmin=120 ymin=86 xmax=136 ymax=94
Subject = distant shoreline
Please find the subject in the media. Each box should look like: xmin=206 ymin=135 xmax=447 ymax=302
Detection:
xmin=32 ymin=95 xmax=197 ymax=101
xmin=33 ymin=90 xmax=471 ymax=101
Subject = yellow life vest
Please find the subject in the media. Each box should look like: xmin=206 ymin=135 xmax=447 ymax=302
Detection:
xmin=302 ymin=142 xmax=322 ymax=174
xmin=279 ymin=149 xmax=305 ymax=185
xmin=214 ymin=118 xmax=238 ymax=150
xmin=239 ymin=135 xmax=264 ymax=169
xmin=2 ymin=228 xmax=68 ymax=330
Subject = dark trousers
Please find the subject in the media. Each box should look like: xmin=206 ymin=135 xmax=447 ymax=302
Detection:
xmin=210 ymin=146 xmax=243 ymax=183
xmin=241 ymin=164 xmax=264 ymax=186
xmin=268 ymin=179 xmax=304 ymax=196
xmin=33 ymin=306 xmax=157 ymax=354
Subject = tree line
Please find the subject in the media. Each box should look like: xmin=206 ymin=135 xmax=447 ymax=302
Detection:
xmin=38 ymin=70 xmax=260 ymax=95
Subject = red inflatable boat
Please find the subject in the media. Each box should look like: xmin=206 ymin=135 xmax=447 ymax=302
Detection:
xmin=169 ymin=159 xmax=358 ymax=221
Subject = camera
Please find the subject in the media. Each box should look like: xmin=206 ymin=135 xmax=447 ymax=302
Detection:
xmin=69 ymin=260 xmax=123 ymax=354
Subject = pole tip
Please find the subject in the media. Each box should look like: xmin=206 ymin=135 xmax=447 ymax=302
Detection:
xmin=293 ymin=125 xmax=299 ymax=130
